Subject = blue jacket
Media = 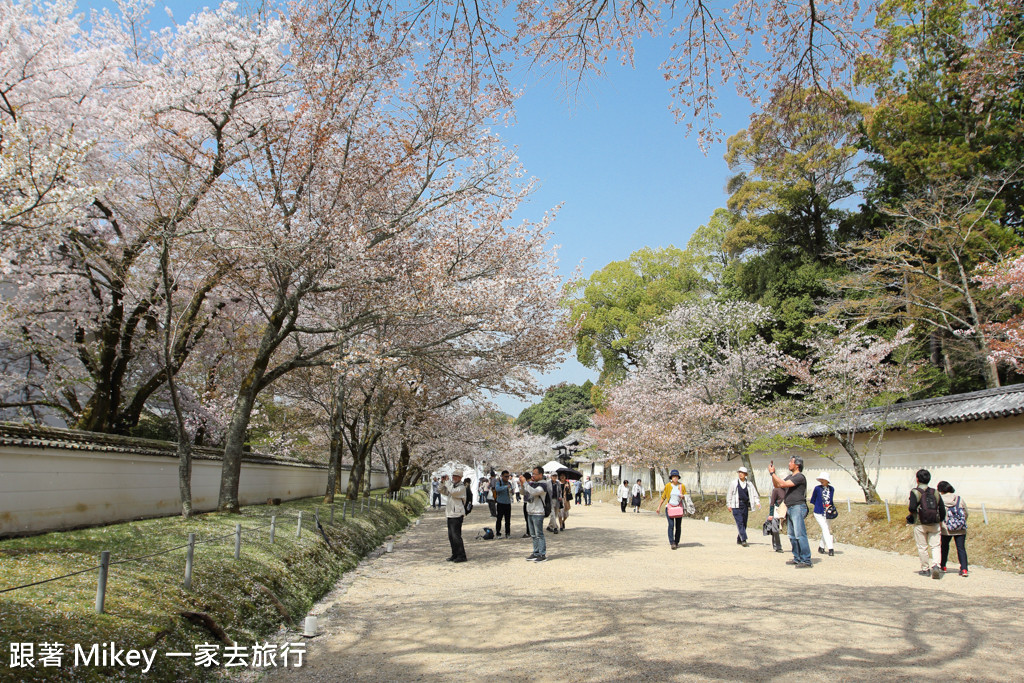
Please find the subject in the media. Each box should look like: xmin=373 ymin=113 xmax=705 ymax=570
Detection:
xmin=809 ymin=485 xmax=834 ymax=515
xmin=494 ymin=480 xmax=512 ymax=505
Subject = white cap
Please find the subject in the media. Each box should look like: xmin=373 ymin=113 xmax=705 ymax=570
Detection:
xmin=737 ymin=467 xmax=749 ymax=474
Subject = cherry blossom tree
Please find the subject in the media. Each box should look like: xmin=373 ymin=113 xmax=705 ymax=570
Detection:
xmin=590 ymin=300 xmax=784 ymax=487
xmin=976 ymin=250 xmax=1024 ymax=370
xmin=783 ymin=324 xmax=920 ymax=502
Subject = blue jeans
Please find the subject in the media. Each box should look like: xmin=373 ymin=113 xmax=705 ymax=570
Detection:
xmin=732 ymin=507 xmax=749 ymax=542
xmin=583 ymin=490 xmax=591 ymax=505
xmin=527 ymin=514 xmax=546 ymax=556
xmin=665 ymin=508 xmax=682 ymax=545
xmin=787 ymin=503 xmax=811 ymax=564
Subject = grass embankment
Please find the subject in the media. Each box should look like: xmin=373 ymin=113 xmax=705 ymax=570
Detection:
xmin=592 ymin=487 xmax=1023 ymax=574
xmin=0 ymin=491 xmax=426 ymax=682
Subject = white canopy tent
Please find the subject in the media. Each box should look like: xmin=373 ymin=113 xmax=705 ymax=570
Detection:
xmin=542 ymin=460 xmax=565 ymax=474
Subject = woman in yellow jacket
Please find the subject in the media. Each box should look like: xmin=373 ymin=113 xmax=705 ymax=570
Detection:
xmin=655 ymin=470 xmax=687 ymax=549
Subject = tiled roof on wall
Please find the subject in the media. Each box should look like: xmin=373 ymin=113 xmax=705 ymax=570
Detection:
xmin=797 ymin=383 xmax=1024 ymax=438
xmin=0 ymin=422 xmax=324 ymax=468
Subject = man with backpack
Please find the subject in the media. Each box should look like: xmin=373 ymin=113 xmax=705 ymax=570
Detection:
xmin=438 ymin=472 xmax=468 ymax=563
xmin=906 ymin=469 xmax=946 ymax=579
xmin=520 ymin=467 xmax=551 ymax=563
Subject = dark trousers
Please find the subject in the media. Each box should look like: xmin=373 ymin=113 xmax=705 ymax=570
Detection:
xmin=575 ymin=491 xmax=582 ymax=504
xmin=583 ymin=490 xmax=591 ymax=505
xmin=771 ymin=530 xmax=783 ymax=551
xmin=732 ymin=507 xmax=749 ymax=542
xmin=495 ymin=502 xmax=512 ymax=536
xmin=941 ymin=534 xmax=968 ymax=570
xmin=523 ymin=503 xmax=529 ymax=527
xmin=431 ymin=492 xmax=441 ymax=508
xmin=621 ymin=498 xmax=628 ymax=513
xmin=665 ymin=509 xmax=682 ymax=545
xmin=487 ymin=498 xmax=497 ymax=517
xmin=446 ymin=516 xmax=466 ymax=560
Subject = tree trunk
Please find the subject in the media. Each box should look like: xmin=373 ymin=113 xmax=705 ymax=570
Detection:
xmin=838 ymin=436 xmax=881 ymax=503
xmin=345 ymin=443 xmax=368 ymax=500
xmin=218 ymin=380 xmax=261 ymax=512
xmin=388 ymin=440 xmax=412 ymax=494
xmin=324 ymin=434 xmax=343 ymax=504
xmin=739 ymin=449 xmax=757 ymax=492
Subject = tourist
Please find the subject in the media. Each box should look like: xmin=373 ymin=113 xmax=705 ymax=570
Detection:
xmin=557 ymin=473 xmax=571 ymax=531
xmin=520 ymin=467 xmax=551 ymax=562
xmin=617 ymin=480 xmax=630 ymax=513
xmin=574 ymin=478 xmax=583 ymax=505
xmin=631 ymin=479 xmax=644 ymax=513
xmin=726 ymin=466 xmax=760 ymax=547
xmin=493 ymin=470 xmax=514 ymax=539
xmin=810 ymin=472 xmax=836 ymax=557
xmin=438 ymin=472 xmax=467 ymax=563
xmin=907 ymin=469 xmax=946 ymax=579
xmin=583 ymin=476 xmax=593 ymax=505
xmin=937 ymin=481 xmax=969 ymax=577
xmin=769 ymin=457 xmax=812 ymax=568
xmin=766 ymin=486 xmax=786 ymax=553
xmin=478 ymin=477 xmax=489 ymax=505
xmin=655 ymin=469 xmax=687 ymax=549
xmin=547 ymin=473 xmax=563 ymax=533
xmin=431 ymin=477 xmax=441 ymax=509
xmin=513 ymin=476 xmax=522 ymax=502
xmin=486 ymin=473 xmax=498 ymax=518
xmin=463 ymin=477 xmax=474 ymax=515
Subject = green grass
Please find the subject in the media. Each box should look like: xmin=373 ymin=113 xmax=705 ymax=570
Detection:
xmin=0 ymin=490 xmax=426 ymax=682
xmin=591 ymin=487 xmax=1024 ymax=573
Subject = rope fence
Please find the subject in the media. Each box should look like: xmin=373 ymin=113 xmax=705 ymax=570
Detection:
xmin=0 ymin=485 xmax=426 ymax=612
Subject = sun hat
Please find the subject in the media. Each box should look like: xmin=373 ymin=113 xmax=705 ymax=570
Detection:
xmin=737 ymin=467 xmax=749 ymax=474
xmin=816 ymin=471 xmax=830 ymax=482
xmin=669 ymin=469 xmax=680 ymax=477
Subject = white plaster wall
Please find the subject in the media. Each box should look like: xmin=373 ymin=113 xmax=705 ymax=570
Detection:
xmin=658 ymin=415 xmax=1024 ymax=510
xmin=0 ymin=446 xmax=390 ymax=535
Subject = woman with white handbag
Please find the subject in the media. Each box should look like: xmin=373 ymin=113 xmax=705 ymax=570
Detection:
xmin=656 ymin=470 xmax=688 ymax=549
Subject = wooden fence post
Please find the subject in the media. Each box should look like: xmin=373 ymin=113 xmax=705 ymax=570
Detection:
xmin=95 ymin=551 xmax=110 ymax=614
xmin=184 ymin=533 xmax=195 ymax=590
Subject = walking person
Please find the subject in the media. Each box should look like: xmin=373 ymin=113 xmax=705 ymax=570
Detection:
xmin=513 ymin=477 xmax=521 ymax=502
xmin=438 ymin=472 xmax=467 ymax=563
xmin=478 ymin=477 xmax=489 ymax=505
xmin=727 ymin=467 xmax=760 ymax=547
xmin=583 ymin=476 xmax=593 ymax=505
xmin=766 ymin=486 xmax=786 ymax=553
xmin=617 ymin=480 xmax=630 ymax=513
xmin=557 ymin=474 xmax=571 ymax=531
xmin=937 ymin=481 xmax=969 ymax=577
xmin=907 ymin=469 xmax=946 ymax=579
xmin=810 ymin=472 xmax=836 ymax=557
xmin=547 ymin=473 xmax=563 ymax=533
xmin=655 ymin=469 xmax=687 ymax=549
xmin=520 ymin=467 xmax=551 ymax=562
xmin=574 ymin=479 xmax=583 ymax=505
xmin=493 ymin=470 xmax=514 ymax=539
xmin=486 ymin=473 xmax=498 ymax=518
xmin=631 ymin=479 xmax=644 ymax=513
xmin=431 ymin=477 xmax=441 ymax=509
xmin=769 ymin=457 xmax=812 ymax=568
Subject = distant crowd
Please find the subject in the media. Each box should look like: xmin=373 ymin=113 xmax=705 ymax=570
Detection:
xmin=428 ymin=458 xmax=970 ymax=577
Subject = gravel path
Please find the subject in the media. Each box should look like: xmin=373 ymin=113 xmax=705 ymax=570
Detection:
xmin=265 ymin=501 xmax=1024 ymax=682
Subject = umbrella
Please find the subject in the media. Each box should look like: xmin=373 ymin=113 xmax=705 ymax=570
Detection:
xmin=556 ymin=467 xmax=583 ymax=481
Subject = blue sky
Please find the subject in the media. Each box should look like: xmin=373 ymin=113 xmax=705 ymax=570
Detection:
xmin=494 ymin=39 xmax=755 ymax=416
xmin=80 ymin=1 xmax=757 ymax=416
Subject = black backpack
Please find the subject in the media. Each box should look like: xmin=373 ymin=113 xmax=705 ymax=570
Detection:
xmin=916 ymin=487 xmax=941 ymax=524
